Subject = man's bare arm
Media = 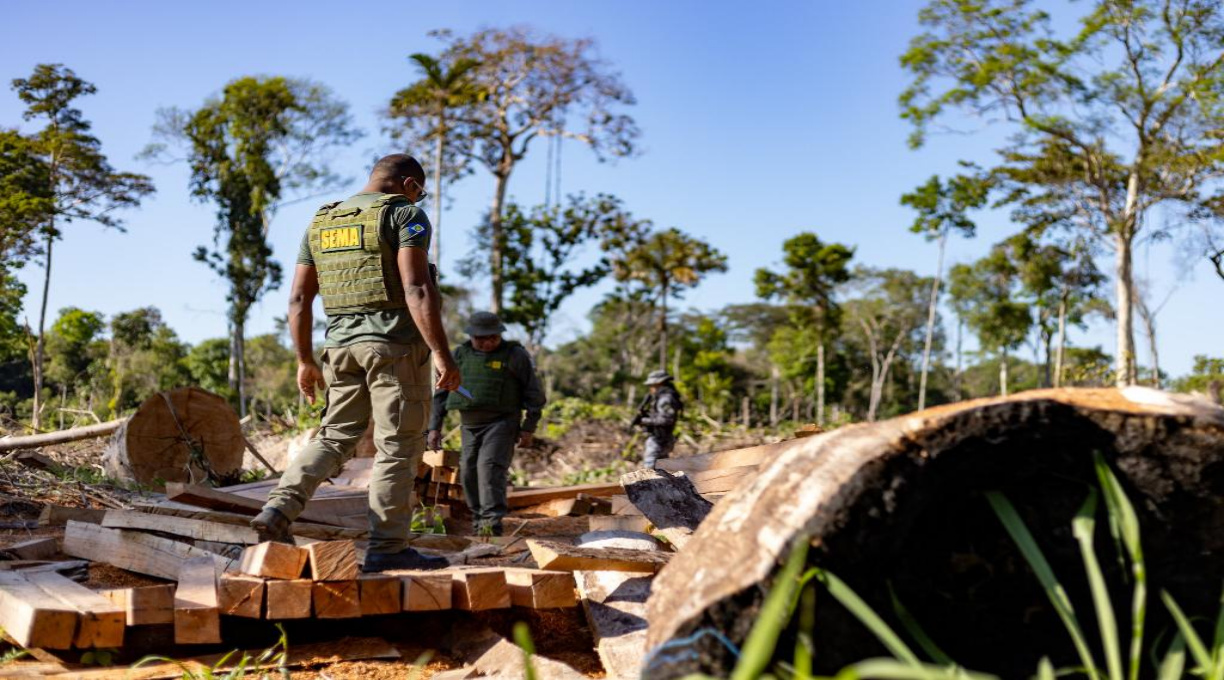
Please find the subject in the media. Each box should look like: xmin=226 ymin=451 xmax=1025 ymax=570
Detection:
xmin=398 ymin=248 xmax=460 ymax=390
xmin=289 ymin=264 xmax=325 ymax=402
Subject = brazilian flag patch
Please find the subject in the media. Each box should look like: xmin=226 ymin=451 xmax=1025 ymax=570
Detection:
xmin=320 ymin=224 xmax=363 ymax=252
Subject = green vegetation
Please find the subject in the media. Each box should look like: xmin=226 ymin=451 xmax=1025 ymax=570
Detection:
xmin=131 ymin=623 xmax=289 ymax=679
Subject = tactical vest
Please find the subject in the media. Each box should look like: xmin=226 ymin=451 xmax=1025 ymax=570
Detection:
xmin=446 ymin=341 xmax=523 ymax=413
xmin=307 ymin=193 xmax=409 ymax=315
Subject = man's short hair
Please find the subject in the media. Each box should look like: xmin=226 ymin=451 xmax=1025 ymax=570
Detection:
xmin=371 ymin=154 xmax=425 ymax=183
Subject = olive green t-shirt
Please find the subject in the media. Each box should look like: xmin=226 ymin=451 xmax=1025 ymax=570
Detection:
xmin=297 ymin=193 xmax=432 ymax=348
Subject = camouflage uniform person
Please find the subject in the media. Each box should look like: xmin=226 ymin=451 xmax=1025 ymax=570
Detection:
xmin=250 ymin=154 xmax=461 ymax=572
xmin=428 ymin=312 xmax=546 ymax=536
xmin=631 ymin=370 xmax=683 ymax=469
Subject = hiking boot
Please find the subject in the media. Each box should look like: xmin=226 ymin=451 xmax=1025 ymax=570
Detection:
xmin=249 ymin=507 xmax=293 ymax=544
xmin=362 ymin=547 xmax=449 ymax=573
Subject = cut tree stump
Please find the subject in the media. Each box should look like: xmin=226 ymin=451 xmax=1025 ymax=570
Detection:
xmin=645 ymin=388 xmax=1224 ymax=679
xmin=174 ymin=557 xmax=220 ymax=645
xmin=528 ymin=539 xmax=670 ymax=573
xmin=621 ymin=468 xmax=714 ymax=550
xmin=103 ymin=388 xmax=244 ymax=488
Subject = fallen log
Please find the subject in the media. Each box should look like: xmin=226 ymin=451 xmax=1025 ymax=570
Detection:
xmin=0 ymin=419 xmax=125 ymax=452
xmin=644 ymin=388 xmax=1224 ymax=678
xmin=102 ymin=388 xmax=244 ymax=488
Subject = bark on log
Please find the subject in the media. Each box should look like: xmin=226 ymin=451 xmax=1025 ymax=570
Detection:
xmin=0 ymin=419 xmax=125 ymax=452
xmin=620 ymin=469 xmax=713 ymax=550
xmin=643 ymin=388 xmax=1224 ymax=679
xmin=103 ymin=388 xmax=244 ymax=488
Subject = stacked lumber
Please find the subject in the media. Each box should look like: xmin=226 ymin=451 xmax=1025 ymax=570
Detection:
xmin=417 ymin=449 xmax=466 ymax=506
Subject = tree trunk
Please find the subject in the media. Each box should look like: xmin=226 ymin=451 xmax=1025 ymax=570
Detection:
xmin=228 ymin=316 xmax=247 ymax=418
xmin=791 ymin=391 xmax=800 ymax=423
xmin=489 ymin=162 xmax=512 ymax=314
xmin=1138 ymin=293 xmax=1161 ymax=389
xmin=999 ymin=350 xmax=1009 ymax=397
xmin=1042 ymin=324 xmax=1053 ymax=389
xmin=1114 ymin=210 xmax=1138 ymax=386
xmin=769 ymin=365 xmax=779 ymax=428
xmin=431 ymin=112 xmax=445 ymax=271
xmin=815 ymin=343 xmax=826 ymax=427
xmin=954 ymin=316 xmax=963 ymax=399
xmin=1054 ymin=294 xmax=1067 ymax=388
xmin=917 ymin=232 xmax=946 ymax=412
xmin=741 ymin=396 xmax=750 ymax=429
xmin=32 ymin=228 xmax=55 ymax=430
xmin=658 ymin=280 xmax=669 ymax=370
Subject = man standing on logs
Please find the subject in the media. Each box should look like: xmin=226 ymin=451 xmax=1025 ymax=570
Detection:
xmin=251 ymin=154 xmax=460 ymax=572
xmin=631 ymin=371 xmax=683 ymax=468
xmin=427 ymin=311 xmax=546 ymax=536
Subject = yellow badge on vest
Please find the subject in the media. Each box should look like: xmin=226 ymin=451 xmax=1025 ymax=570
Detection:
xmin=488 ymin=360 xmax=504 ymax=370
xmin=320 ymin=224 xmax=363 ymax=252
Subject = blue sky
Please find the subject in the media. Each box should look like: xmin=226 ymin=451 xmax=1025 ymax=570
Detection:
xmin=2 ymin=1 xmax=1219 ymax=377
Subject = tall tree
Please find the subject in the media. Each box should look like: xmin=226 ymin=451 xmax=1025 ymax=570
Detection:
xmin=146 ymin=76 xmax=360 ymax=416
xmin=754 ymin=232 xmax=854 ymax=425
xmin=392 ymin=28 xmax=640 ymax=313
xmin=901 ymin=173 xmax=986 ymax=410
xmin=843 ymin=268 xmax=932 ymax=421
xmin=0 ymin=129 xmax=52 ymax=368
xmin=388 ymin=52 xmax=482 ymax=270
xmin=901 ymin=0 xmax=1224 ymax=386
xmin=947 ymin=251 xmax=1033 ymax=396
xmin=612 ymin=228 xmax=727 ymax=369
xmin=494 ymin=193 xmax=647 ymax=350
xmin=12 ymin=64 xmax=154 ymax=430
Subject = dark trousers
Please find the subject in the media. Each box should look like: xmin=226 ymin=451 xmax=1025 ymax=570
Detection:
xmin=459 ymin=416 xmax=518 ymax=528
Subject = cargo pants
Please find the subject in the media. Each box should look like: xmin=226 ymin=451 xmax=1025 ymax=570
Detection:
xmin=265 ymin=341 xmax=431 ymax=554
xmin=458 ymin=415 xmax=519 ymax=532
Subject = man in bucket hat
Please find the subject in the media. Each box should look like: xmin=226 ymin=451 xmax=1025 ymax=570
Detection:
xmin=630 ymin=370 xmax=683 ymax=468
xmin=428 ymin=311 xmax=546 ymax=535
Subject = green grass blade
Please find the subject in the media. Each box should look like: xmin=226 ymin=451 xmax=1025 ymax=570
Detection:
xmin=985 ymin=492 xmax=1099 ymax=678
xmin=794 ymin=583 xmax=816 ymax=680
xmin=1072 ymin=488 xmax=1122 ymax=680
xmin=815 ymin=569 xmax=920 ymax=665
xmin=1156 ymin=634 xmax=1186 ymax=680
xmin=1161 ymin=590 xmax=1211 ymax=671
xmin=1035 ymin=657 xmax=1055 ymax=680
xmin=1094 ymin=452 xmax=1146 ymax=680
xmin=730 ymin=538 xmax=811 ymax=680
xmin=838 ymin=659 xmax=1000 ymax=680
xmin=1212 ymin=581 xmax=1224 ymax=680
xmin=887 ymin=583 xmax=953 ymax=665
xmin=514 ymin=621 xmax=538 ymax=680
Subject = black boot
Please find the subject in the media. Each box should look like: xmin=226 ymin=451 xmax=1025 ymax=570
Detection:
xmin=249 ymin=507 xmax=293 ymax=544
xmin=362 ymin=547 xmax=449 ymax=572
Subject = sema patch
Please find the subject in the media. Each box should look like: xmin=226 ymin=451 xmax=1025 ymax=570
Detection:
xmin=320 ymin=225 xmax=363 ymax=252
